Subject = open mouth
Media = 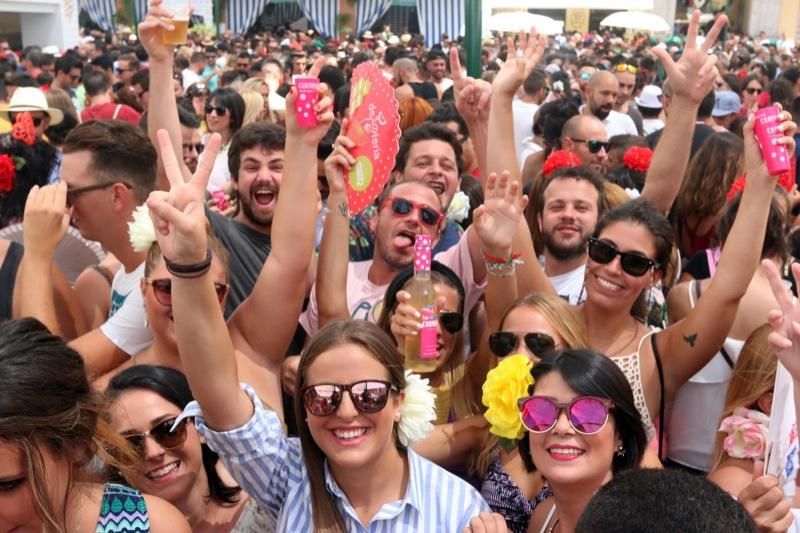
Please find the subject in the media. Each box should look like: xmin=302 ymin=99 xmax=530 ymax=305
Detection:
xmin=253 ymin=189 xmax=275 ymax=207
xmin=427 ymin=180 xmax=445 ymax=195
xmin=145 ymin=460 xmax=180 ymax=481
xmin=596 ymin=275 xmax=623 ymax=292
xmin=547 ymin=446 xmax=585 ymax=459
xmin=393 ymin=229 xmax=417 ymax=249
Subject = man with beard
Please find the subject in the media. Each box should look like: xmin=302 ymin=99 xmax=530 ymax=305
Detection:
xmin=537 ymin=166 xmax=606 ymax=304
xmin=560 ymin=115 xmax=610 ymax=173
xmin=426 ymin=49 xmax=453 ymax=97
xmin=583 ymin=71 xmax=638 ymax=137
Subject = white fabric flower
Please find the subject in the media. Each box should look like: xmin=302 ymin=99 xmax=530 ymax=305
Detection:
xmin=397 ymin=370 xmax=436 ymax=446
xmin=128 ymin=204 xmax=157 ymax=252
xmin=624 ymin=188 xmax=641 ymax=200
xmin=446 ymin=191 xmax=471 ymax=223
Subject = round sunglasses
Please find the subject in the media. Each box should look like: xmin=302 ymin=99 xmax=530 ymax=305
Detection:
xmin=124 ymin=417 xmax=188 ymax=456
xmin=587 ymin=238 xmax=658 ymax=277
xmin=518 ymin=396 xmax=614 ymax=435
xmin=489 ymin=331 xmax=556 ymax=358
xmin=301 ymin=380 xmax=399 ymax=417
xmin=381 ymin=196 xmax=443 ymax=227
xmin=147 ymin=278 xmax=227 ymax=307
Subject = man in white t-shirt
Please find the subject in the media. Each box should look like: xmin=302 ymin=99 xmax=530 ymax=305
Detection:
xmin=426 ymin=49 xmax=453 ymax=97
xmin=536 ymin=166 xmax=607 ymax=304
xmin=583 ymin=71 xmax=638 ymax=137
xmin=513 ymin=70 xmax=548 ymax=163
xmin=182 ymin=52 xmax=205 ymax=90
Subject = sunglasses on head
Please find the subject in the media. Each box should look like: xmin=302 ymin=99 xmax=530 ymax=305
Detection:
xmin=382 ymin=196 xmax=443 ymax=227
xmin=124 ymin=417 xmax=188 ymax=456
xmin=570 ymin=138 xmax=610 ymax=154
xmin=182 ymin=142 xmax=204 ymax=154
xmin=745 ymin=87 xmax=763 ymax=95
xmin=301 ymin=380 xmax=399 ymax=417
xmin=613 ymin=64 xmax=637 ymax=74
xmin=147 ymin=278 xmax=227 ymax=307
xmin=489 ymin=331 xmax=556 ymax=358
xmin=519 ymin=396 xmax=614 ymax=435
xmin=204 ymin=104 xmax=228 ymax=116
xmin=587 ymin=237 xmax=658 ymax=277
xmin=439 ymin=311 xmax=464 ymax=334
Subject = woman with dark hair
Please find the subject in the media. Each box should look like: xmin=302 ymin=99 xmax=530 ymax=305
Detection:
xmin=107 ymin=365 xmax=272 ymax=531
xmin=517 ymin=349 xmax=647 ymax=532
xmin=204 ymin=88 xmax=245 ymax=192
xmin=0 ymin=318 xmax=189 ymax=531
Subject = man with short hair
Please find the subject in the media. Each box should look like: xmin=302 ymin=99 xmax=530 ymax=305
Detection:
xmin=115 ymin=54 xmax=139 ymax=91
xmin=513 ymin=70 xmax=548 ymax=161
xmin=646 ymin=81 xmax=715 ymax=157
xmin=52 ymin=55 xmax=83 ymax=96
xmin=182 ymin=52 xmax=206 ymax=89
xmin=711 ymin=90 xmax=741 ymax=131
xmin=583 ymin=71 xmax=638 ymax=137
xmin=426 ymin=49 xmax=453 ymax=95
xmin=612 ymin=63 xmax=644 ymax=134
xmin=393 ymin=57 xmax=438 ymax=103
xmin=560 ymin=114 xmax=609 ymax=172
xmin=177 ymin=106 xmax=202 ymax=173
xmin=131 ymin=69 xmax=150 ymax=111
xmin=80 ymin=71 xmax=141 ymax=125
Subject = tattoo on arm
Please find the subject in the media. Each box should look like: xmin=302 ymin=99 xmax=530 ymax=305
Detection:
xmin=683 ymin=333 xmax=697 ymax=347
xmin=333 ymin=201 xmax=349 ymax=218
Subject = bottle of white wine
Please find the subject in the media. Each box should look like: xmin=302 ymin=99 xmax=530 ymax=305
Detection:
xmin=404 ymin=235 xmax=438 ymax=373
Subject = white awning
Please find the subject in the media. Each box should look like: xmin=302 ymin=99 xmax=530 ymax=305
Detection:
xmin=487 ymin=0 xmax=653 ymax=10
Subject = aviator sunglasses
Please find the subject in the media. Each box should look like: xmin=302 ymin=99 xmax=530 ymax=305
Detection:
xmin=519 ymin=396 xmax=614 ymax=435
xmin=124 ymin=417 xmax=188 ymax=456
xmin=381 ymin=196 xmax=444 ymax=227
xmin=489 ymin=331 xmax=557 ymax=358
xmin=587 ymin=237 xmax=658 ymax=277
xmin=301 ymin=380 xmax=399 ymax=417
xmin=147 ymin=278 xmax=227 ymax=307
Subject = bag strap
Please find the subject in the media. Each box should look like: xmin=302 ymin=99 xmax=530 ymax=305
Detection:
xmin=650 ymin=333 xmax=666 ymax=461
xmin=112 ymin=104 xmax=122 ymax=120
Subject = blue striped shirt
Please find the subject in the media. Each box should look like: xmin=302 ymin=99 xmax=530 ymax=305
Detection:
xmin=181 ymin=385 xmax=489 ymax=532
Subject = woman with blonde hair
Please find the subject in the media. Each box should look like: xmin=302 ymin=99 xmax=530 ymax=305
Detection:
xmin=238 ymin=89 xmax=265 ymax=127
xmin=707 ymin=324 xmax=776 ymax=496
xmin=241 ymin=77 xmax=277 ymax=123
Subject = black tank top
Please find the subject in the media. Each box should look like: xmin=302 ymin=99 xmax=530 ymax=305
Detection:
xmin=409 ymin=82 xmax=438 ymax=101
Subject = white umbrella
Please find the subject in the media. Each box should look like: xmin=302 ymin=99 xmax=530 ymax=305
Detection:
xmin=487 ymin=12 xmax=564 ymax=35
xmin=600 ymin=11 xmax=671 ymax=33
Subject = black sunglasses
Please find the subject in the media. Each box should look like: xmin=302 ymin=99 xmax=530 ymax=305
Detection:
xmin=182 ymin=142 xmax=204 ymax=154
xmin=489 ymin=331 xmax=557 ymax=358
xmin=204 ymin=104 xmax=228 ymax=116
xmin=381 ymin=196 xmax=443 ymax=227
xmin=301 ymin=380 xmax=399 ymax=417
xmin=124 ymin=417 xmax=188 ymax=456
xmin=11 ymin=113 xmax=44 ymax=127
xmin=745 ymin=87 xmax=763 ymax=95
xmin=570 ymin=138 xmax=610 ymax=154
xmin=587 ymin=237 xmax=658 ymax=277
xmin=439 ymin=311 xmax=464 ymax=334
xmin=66 ymin=181 xmax=132 ymax=207
xmin=147 ymin=278 xmax=227 ymax=307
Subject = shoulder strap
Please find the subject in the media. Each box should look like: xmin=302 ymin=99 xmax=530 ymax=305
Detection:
xmin=539 ymin=504 xmax=558 ymax=533
xmin=719 ymin=344 xmax=735 ymax=369
xmin=112 ymin=104 xmax=122 ymax=120
xmin=650 ymin=333 xmax=666 ymax=461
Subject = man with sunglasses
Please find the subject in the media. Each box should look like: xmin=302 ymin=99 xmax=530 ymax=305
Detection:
xmin=52 ymin=55 xmax=84 ymax=110
xmin=583 ymin=71 xmax=638 ymax=137
xmin=80 ymin=71 xmax=142 ymax=125
xmin=560 ymin=115 xmax=610 ymax=172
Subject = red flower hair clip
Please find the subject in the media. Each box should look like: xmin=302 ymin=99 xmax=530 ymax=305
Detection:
xmin=727 ymin=169 xmax=795 ymax=203
xmin=542 ymin=150 xmax=582 ymax=178
xmin=623 ymin=146 xmax=653 ymax=173
xmin=11 ymin=112 xmax=36 ymax=146
xmin=0 ymin=154 xmax=18 ymax=193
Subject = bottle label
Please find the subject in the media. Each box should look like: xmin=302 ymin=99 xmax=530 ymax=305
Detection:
xmin=419 ymin=307 xmax=438 ymax=360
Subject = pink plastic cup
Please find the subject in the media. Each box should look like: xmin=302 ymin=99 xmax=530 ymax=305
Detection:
xmin=754 ymin=105 xmax=791 ymax=176
xmin=294 ymin=77 xmax=319 ymax=128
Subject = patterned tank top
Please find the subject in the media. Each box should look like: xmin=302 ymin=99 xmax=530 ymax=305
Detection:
xmin=611 ymin=330 xmax=658 ymax=441
xmin=95 ymin=483 xmax=150 ymax=532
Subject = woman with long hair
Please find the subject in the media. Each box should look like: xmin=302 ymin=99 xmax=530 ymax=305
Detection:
xmin=203 ymin=88 xmax=245 ymax=192
xmin=107 ymin=365 xmax=272 ymax=531
xmin=0 ymin=318 xmax=189 ymax=532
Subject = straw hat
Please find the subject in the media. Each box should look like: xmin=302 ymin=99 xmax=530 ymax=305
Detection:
xmin=0 ymin=87 xmax=63 ymax=125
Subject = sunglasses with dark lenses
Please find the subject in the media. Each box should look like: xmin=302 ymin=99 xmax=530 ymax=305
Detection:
xmin=489 ymin=331 xmax=556 ymax=358
xmin=302 ymin=380 xmax=399 ymax=417
xmin=382 ymin=196 xmax=443 ymax=227
xmin=66 ymin=181 xmax=133 ymax=207
xmin=518 ymin=396 xmax=614 ymax=435
xmin=11 ymin=113 xmax=44 ymax=127
xmin=148 ymin=278 xmax=227 ymax=307
xmin=204 ymin=104 xmax=228 ymax=116
xmin=124 ymin=417 xmax=188 ymax=456
xmin=587 ymin=237 xmax=658 ymax=277
xmin=745 ymin=87 xmax=763 ymax=95
xmin=182 ymin=143 xmax=204 ymax=154
xmin=439 ymin=311 xmax=464 ymax=334
xmin=570 ymin=138 xmax=610 ymax=154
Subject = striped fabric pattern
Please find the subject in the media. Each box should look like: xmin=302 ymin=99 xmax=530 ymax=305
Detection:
xmin=355 ymin=0 xmax=393 ymax=36
xmin=227 ymin=0 xmax=272 ymax=34
xmin=95 ymin=484 xmax=150 ymax=532
xmin=133 ymin=0 xmax=148 ymax=27
xmin=416 ymin=0 xmax=463 ymax=48
xmin=80 ymin=0 xmax=116 ymax=33
xmin=296 ymin=0 xmax=338 ymax=37
xmin=186 ymin=385 xmax=490 ymax=532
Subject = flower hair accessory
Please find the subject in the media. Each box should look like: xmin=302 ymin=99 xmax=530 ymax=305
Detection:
xmin=719 ymin=407 xmax=769 ymax=460
xmin=128 ymin=204 xmax=157 ymax=252
xmin=446 ymin=190 xmax=471 ymax=223
xmin=0 ymin=153 xmax=25 ymax=193
xmin=397 ymin=370 xmax=436 ymax=446
xmin=11 ymin=112 xmax=36 ymax=146
xmin=727 ymin=169 xmax=794 ymax=202
xmin=623 ymin=146 xmax=653 ymax=173
xmin=482 ymin=354 xmax=534 ymax=450
xmin=542 ymin=150 xmax=581 ymax=178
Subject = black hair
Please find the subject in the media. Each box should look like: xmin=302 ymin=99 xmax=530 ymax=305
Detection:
xmin=83 ymin=70 xmax=109 ymax=96
xmin=576 ymin=469 xmax=756 ymax=533
xmin=228 ymin=121 xmax=286 ymax=178
xmin=209 ymin=88 xmax=245 ymax=132
xmin=380 ymin=261 xmax=466 ymax=322
xmin=333 ymin=85 xmax=350 ymax=118
xmin=177 ymin=105 xmax=201 ymax=129
xmin=459 ymin=174 xmax=484 ymax=228
xmin=534 ymin=99 xmax=580 ymax=149
xmin=394 ymin=122 xmax=464 ymax=175
xmin=518 ymin=349 xmax=647 ymax=474
xmin=107 ymin=365 xmax=242 ymax=505
xmin=319 ymin=65 xmax=346 ymax=93
xmin=317 ymin=121 xmax=341 ymax=160
xmin=131 ymin=68 xmax=149 ymax=92
xmin=697 ymin=89 xmax=716 ymax=119
xmin=523 ymin=70 xmax=547 ymax=96
xmin=718 ymin=191 xmax=789 ymax=264
xmin=0 ymin=134 xmax=57 ymax=226
xmin=426 ymin=102 xmax=468 ymax=138
xmin=54 ymin=55 xmax=82 ymax=75
xmin=537 ymin=166 xmax=607 ymax=216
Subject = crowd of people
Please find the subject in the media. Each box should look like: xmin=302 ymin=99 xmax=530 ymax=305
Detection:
xmin=2 ymin=3 xmax=800 ymax=531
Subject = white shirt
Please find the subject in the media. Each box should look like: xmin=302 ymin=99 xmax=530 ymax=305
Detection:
xmin=182 ymin=68 xmax=202 ymax=90
xmin=603 ymin=109 xmax=639 ymax=137
xmin=512 ymin=99 xmax=540 ymax=163
xmin=641 ymin=118 xmax=665 ymax=136
xmin=518 ymin=135 xmax=544 ymax=172
xmin=435 ymin=78 xmax=453 ymax=95
xmin=546 ymin=261 xmax=586 ymax=305
xmin=99 ymin=263 xmax=153 ymax=355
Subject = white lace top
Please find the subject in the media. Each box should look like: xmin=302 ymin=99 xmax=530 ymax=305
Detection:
xmin=611 ymin=330 xmax=659 ymax=441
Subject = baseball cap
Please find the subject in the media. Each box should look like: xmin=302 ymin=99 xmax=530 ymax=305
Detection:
xmin=712 ymin=91 xmax=741 ymax=117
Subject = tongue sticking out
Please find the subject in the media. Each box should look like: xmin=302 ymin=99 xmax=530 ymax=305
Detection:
xmin=393 ymin=234 xmax=416 ymax=249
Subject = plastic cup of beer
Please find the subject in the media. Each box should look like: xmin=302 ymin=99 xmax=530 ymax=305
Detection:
xmin=161 ymin=0 xmax=190 ymax=45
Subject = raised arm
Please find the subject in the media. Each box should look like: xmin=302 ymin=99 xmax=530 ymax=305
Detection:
xmin=450 ymin=47 xmax=490 ymax=180
xmin=139 ymin=0 xmax=191 ymax=188
xmin=658 ymin=111 xmax=797 ymax=397
xmin=316 ymin=123 xmax=355 ymax=328
xmin=640 ymin=10 xmax=727 ymax=213
xmin=227 ymin=57 xmax=334 ymax=368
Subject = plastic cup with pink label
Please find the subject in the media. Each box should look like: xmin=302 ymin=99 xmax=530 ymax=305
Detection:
xmin=294 ymin=77 xmax=319 ymax=128
xmin=753 ymin=105 xmax=791 ymax=176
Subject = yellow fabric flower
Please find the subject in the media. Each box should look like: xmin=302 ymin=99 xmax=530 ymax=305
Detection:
xmin=482 ymin=354 xmax=534 ymax=442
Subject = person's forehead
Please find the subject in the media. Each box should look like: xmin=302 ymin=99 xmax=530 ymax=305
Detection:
xmin=615 ymin=71 xmax=635 ymax=83
xmin=544 ymin=178 xmax=600 ymax=204
xmin=241 ymin=146 xmax=285 ymax=162
xmin=60 ymin=151 xmax=97 ymax=185
xmin=407 ymin=139 xmax=456 ymax=161
xmin=391 ymin=181 xmax=440 ymax=206
xmin=577 ymin=121 xmax=607 ymax=140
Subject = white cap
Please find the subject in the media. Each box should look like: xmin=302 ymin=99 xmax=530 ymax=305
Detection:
xmin=634 ymin=85 xmax=663 ymax=109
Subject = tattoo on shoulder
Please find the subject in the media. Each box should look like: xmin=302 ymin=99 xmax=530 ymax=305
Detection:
xmin=334 ymin=202 xmax=349 ymax=218
xmin=683 ymin=333 xmax=697 ymax=347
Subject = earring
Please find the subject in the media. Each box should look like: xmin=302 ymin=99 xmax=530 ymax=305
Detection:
xmin=616 ymin=445 xmax=626 ymax=457
xmin=394 ymin=412 xmax=401 ymax=422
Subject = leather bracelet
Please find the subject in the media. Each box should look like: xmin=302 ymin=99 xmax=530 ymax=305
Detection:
xmin=165 ymin=249 xmax=212 ymax=278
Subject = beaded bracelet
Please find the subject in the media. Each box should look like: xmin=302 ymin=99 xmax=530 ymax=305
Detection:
xmin=165 ymin=249 xmax=212 ymax=278
xmin=482 ymin=250 xmax=524 ymax=278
